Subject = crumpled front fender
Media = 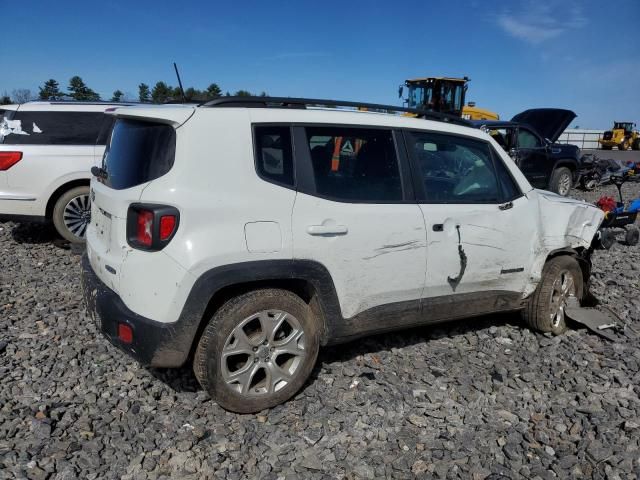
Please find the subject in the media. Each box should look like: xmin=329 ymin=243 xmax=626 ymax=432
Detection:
xmin=524 ymin=190 xmax=604 ymax=296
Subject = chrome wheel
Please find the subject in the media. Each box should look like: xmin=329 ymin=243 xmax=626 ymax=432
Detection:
xmin=63 ymin=194 xmax=91 ymax=238
xmin=558 ymin=173 xmax=572 ymax=196
xmin=549 ymin=269 xmax=576 ymax=328
xmin=221 ymin=310 xmax=306 ymax=396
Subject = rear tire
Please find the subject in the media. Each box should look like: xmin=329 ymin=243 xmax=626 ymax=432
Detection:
xmin=632 ymin=138 xmax=640 ymax=151
xmin=522 ymin=256 xmax=584 ymax=335
xmin=625 ymin=227 xmax=639 ymax=246
xmin=52 ymin=186 xmax=91 ymax=243
xmin=193 ymin=289 xmax=320 ymax=413
xmin=549 ymin=167 xmax=573 ymax=196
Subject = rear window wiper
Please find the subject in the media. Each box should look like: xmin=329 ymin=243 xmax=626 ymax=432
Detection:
xmin=91 ymin=166 xmax=108 ymax=180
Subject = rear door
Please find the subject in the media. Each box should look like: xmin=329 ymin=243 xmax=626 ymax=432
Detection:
xmin=291 ymin=125 xmax=426 ymax=320
xmin=404 ymin=130 xmax=538 ymax=313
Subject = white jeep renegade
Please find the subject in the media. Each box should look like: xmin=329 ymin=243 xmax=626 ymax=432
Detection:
xmin=0 ymin=101 xmax=130 ymax=242
xmin=82 ymin=97 xmax=604 ymax=413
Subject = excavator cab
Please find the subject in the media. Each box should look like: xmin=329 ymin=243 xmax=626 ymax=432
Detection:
xmin=400 ymin=77 xmax=468 ymax=116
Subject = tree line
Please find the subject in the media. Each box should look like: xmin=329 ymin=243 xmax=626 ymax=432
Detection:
xmin=1 ymin=76 xmax=267 ymax=105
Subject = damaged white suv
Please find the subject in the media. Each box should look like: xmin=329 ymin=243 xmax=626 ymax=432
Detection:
xmin=82 ymin=97 xmax=604 ymax=413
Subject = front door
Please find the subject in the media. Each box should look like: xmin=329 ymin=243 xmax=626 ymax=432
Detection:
xmin=404 ymin=130 xmax=539 ymax=315
xmin=291 ymin=125 xmax=426 ymax=321
xmin=515 ymin=127 xmax=549 ymax=188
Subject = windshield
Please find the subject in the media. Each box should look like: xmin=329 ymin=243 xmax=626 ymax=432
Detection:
xmin=614 ymin=122 xmax=633 ymax=131
xmin=102 ymin=119 xmax=176 ymax=190
xmin=406 ymin=81 xmax=465 ymax=115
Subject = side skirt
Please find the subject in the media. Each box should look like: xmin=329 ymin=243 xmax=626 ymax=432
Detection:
xmin=326 ymin=291 xmax=524 ymax=344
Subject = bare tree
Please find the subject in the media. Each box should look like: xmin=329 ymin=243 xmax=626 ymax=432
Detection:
xmin=12 ymin=89 xmax=34 ymax=103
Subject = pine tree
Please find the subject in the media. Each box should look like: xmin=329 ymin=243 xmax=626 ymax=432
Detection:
xmin=151 ymin=82 xmax=172 ymax=103
xmin=38 ymin=79 xmax=63 ymax=100
xmin=235 ymin=90 xmax=252 ymax=97
xmin=68 ymin=76 xmax=100 ymax=101
xmin=206 ymin=83 xmax=222 ymax=99
xmin=111 ymin=90 xmax=124 ymax=102
xmin=138 ymin=83 xmax=151 ymax=103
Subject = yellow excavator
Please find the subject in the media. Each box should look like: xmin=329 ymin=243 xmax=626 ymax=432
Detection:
xmin=399 ymin=76 xmax=499 ymax=120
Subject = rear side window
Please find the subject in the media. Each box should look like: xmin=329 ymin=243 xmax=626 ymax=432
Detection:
xmin=0 ymin=111 xmax=105 ymax=145
xmin=102 ymin=119 xmax=176 ymax=190
xmin=304 ymin=127 xmax=402 ymax=202
xmin=254 ymin=126 xmax=294 ymax=187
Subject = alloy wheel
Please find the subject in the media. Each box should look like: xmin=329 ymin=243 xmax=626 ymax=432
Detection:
xmin=549 ymin=269 xmax=576 ymax=328
xmin=221 ymin=310 xmax=306 ymax=396
xmin=558 ymin=173 xmax=572 ymax=196
xmin=63 ymin=194 xmax=91 ymax=239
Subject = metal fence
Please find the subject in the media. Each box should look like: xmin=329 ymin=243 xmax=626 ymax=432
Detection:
xmin=557 ymin=129 xmax=603 ymax=149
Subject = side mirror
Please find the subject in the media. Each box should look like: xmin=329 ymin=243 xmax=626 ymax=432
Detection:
xmin=509 ymin=148 xmax=518 ymax=158
xmin=398 ymin=85 xmax=404 ymax=98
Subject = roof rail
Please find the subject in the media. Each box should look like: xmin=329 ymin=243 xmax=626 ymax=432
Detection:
xmin=200 ymin=96 xmax=472 ymax=126
xmin=26 ymin=100 xmax=141 ymax=106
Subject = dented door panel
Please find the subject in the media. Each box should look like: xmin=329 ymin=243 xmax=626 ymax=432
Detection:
xmin=420 ymin=195 xmax=539 ymax=298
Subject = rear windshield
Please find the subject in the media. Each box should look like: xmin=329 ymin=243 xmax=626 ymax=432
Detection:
xmin=102 ymin=119 xmax=176 ymax=190
xmin=0 ymin=111 xmax=105 ymax=145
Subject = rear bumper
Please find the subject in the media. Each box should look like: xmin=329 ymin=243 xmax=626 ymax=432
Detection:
xmin=81 ymin=253 xmax=194 ymax=367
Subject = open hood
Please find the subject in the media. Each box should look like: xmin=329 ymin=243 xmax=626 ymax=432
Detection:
xmin=511 ymin=108 xmax=576 ymax=143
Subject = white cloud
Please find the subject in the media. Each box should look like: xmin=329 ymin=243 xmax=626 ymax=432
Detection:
xmin=496 ymin=1 xmax=587 ymax=44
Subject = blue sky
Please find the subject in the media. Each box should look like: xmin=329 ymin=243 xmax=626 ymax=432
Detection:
xmin=1 ymin=0 xmax=638 ymax=128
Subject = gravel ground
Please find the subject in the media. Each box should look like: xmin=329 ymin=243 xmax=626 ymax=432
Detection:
xmin=1 ymin=183 xmax=640 ymax=480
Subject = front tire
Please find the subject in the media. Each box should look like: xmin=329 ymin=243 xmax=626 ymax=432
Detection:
xmin=522 ymin=256 xmax=584 ymax=335
xmin=194 ymin=289 xmax=320 ymax=413
xmin=601 ymin=145 xmax=612 ymax=150
xmin=619 ymin=139 xmax=629 ymax=151
xmin=52 ymin=186 xmax=91 ymax=243
xmin=549 ymin=167 xmax=573 ymax=196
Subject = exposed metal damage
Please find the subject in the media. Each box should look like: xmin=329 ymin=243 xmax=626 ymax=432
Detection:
xmin=447 ymin=225 xmax=467 ymax=291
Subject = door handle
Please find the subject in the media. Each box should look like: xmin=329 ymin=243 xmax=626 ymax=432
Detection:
xmin=499 ymin=201 xmax=513 ymax=211
xmin=307 ymin=225 xmax=348 ymax=236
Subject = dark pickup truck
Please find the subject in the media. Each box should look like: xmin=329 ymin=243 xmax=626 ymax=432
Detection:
xmin=473 ymin=109 xmax=579 ymax=196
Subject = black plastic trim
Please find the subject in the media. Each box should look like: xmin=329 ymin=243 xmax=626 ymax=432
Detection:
xmin=82 ymin=253 xmax=526 ymax=368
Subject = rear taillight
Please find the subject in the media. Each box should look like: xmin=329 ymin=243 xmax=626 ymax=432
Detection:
xmin=127 ymin=204 xmax=179 ymax=251
xmin=0 ymin=151 xmax=22 ymax=170
xmin=136 ymin=210 xmax=154 ymax=246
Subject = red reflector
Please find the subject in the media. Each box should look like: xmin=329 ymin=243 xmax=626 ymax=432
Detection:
xmin=159 ymin=215 xmax=176 ymax=240
xmin=136 ymin=210 xmax=154 ymax=246
xmin=118 ymin=323 xmax=133 ymax=344
xmin=0 ymin=151 xmax=23 ymax=170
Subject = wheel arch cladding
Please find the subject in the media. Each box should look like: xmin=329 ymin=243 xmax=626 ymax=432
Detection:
xmin=185 ymin=260 xmax=339 ymax=361
xmin=545 ymin=247 xmax=591 ymax=292
xmin=45 ymin=179 xmax=90 ymax=219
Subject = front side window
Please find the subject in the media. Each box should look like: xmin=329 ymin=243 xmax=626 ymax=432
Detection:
xmin=517 ymin=128 xmax=542 ymax=148
xmin=408 ymin=131 xmax=501 ymax=203
xmin=305 ymin=127 xmax=402 ymax=202
xmin=0 ymin=111 xmax=105 ymax=145
xmin=254 ymin=126 xmax=294 ymax=187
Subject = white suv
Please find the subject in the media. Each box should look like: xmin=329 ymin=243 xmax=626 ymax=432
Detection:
xmin=0 ymin=101 xmax=130 ymax=242
xmin=82 ymin=97 xmax=604 ymax=413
